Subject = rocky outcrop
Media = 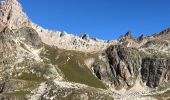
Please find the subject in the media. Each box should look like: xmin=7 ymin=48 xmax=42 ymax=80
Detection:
xmin=106 ymin=45 xmax=141 ymax=88
xmin=92 ymin=45 xmax=141 ymax=89
xmin=0 ymin=0 xmax=31 ymax=29
xmin=16 ymin=27 xmax=43 ymax=49
xmin=124 ymin=31 xmax=133 ymax=39
xmin=149 ymin=28 xmax=170 ymax=41
xmin=141 ymin=57 xmax=170 ymax=88
xmin=119 ymin=31 xmax=133 ymax=41
xmin=156 ymin=28 xmax=170 ymax=37
xmin=82 ymin=33 xmax=89 ymax=40
xmin=137 ymin=34 xmax=144 ymax=41
xmin=92 ymin=45 xmax=170 ymax=90
xmin=0 ymin=27 xmax=17 ymax=81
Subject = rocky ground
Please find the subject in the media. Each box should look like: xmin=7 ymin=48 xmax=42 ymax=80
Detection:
xmin=0 ymin=0 xmax=170 ymax=100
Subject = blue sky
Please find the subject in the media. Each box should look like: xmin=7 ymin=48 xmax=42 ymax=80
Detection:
xmin=19 ymin=0 xmax=170 ymax=40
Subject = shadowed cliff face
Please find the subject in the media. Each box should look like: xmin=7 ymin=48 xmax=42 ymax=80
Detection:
xmin=106 ymin=45 xmax=141 ymax=89
xmin=92 ymin=45 xmax=141 ymax=90
xmin=92 ymin=44 xmax=170 ymax=89
xmin=141 ymin=57 xmax=170 ymax=88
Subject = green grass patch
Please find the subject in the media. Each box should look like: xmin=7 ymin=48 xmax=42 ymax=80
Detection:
xmin=149 ymin=90 xmax=170 ymax=100
xmin=41 ymin=45 xmax=106 ymax=89
xmin=60 ymin=59 xmax=106 ymax=89
xmin=20 ymin=42 xmax=30 ymax=52
xmin=2 ymin=90 xmax=30 ymax=99
xmin=16 ymin=72 xmax=46 ymax=82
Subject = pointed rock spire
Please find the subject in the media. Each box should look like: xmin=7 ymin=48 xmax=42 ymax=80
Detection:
xmin=82 ymin=33 xmax=89 ymax=40
xmin=124 ymin=31 xmax=133 ymax=39
xmin=119 ymin=31 xmax=133 ymax=41
xmin=137 ymin=34 xmax=144 ymax=41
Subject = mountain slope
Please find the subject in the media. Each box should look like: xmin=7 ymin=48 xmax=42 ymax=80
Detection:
xmin=0 ymin=25 xmax=113 ymax=99
xmin=1 ymin=0 xmax=170 ymax=100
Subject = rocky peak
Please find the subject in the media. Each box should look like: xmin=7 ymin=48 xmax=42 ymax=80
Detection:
xmin=82 ymin=33 xmax=89 ymax=40
xmin=124 ymin=31 xmax=133 ymax=39
xmin=137 ymin=34 xmax=144 ymax=41
xmin=150 ymin=28 xmax=170 ymax=41
xmin=0 ymin=0 xmax=30 ymax=29
xmin=159 ymin=28 xmax=170 ymax=35
xmin=119 ymin=31 xmax=133 ymax=42
xmin=0 ymin=0 xmax=117 ymax=52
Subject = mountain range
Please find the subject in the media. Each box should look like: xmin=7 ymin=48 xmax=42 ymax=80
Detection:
xmin=1 ymin=0 xmax=170 ymax=100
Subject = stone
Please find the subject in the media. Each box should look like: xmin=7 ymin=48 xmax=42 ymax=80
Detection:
xmin=0 ymin=21 xmax=6 ymax=32
xmin=124 ymin=31 xmax=133 ymax=39
xmin=17 ymin=27 xmax=43 ymax=48
xmin=141 ymin=57 xmax=170 ymax=88
xmin=82 ymin=33 xmax=89 ymax=40
xmin=137 ymin=34 xmax=144 ymax=41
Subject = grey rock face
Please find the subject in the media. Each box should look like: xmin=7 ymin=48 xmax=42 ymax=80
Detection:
xmin=106 ymin=45 xmax=141 ymax=88
xmin=141 ymin=57 xmax=170 ymax=88
xmin=92 ymin=45 xmax=170 ymax=89
xmin=17 ymin=27 xmax=43 ymax=48
xmin=0 ymin=28 xmax=17 ymax=81
xmin=92 ymin=60 xmax=109 ymax=81
xmin=93 ymin=45 xmax=141 ymax=89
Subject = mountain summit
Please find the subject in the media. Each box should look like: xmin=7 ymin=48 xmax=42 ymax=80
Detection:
xmin=0 ymin=0 xmax=30 ymax=29
xmin=0 ymin=0 xmax=170 ymax=100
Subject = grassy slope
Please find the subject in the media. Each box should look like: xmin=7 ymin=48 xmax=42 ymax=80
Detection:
xmin=42 ymin=45 xmax=106 ymax=89
xmin=151 ymin=90 xmax=170 ymax=100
